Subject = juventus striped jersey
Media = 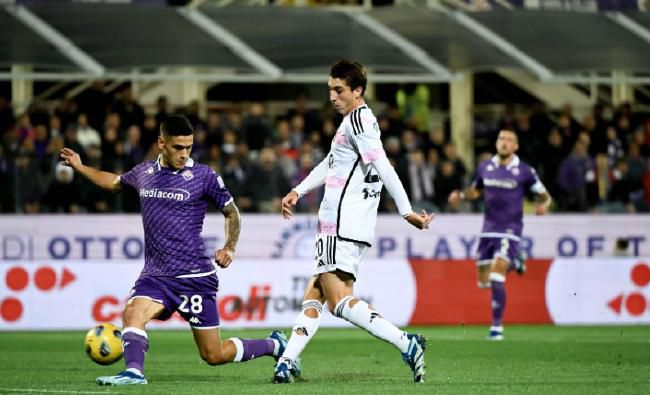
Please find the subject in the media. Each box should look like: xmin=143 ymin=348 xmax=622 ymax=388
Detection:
xmin=317 ymin=104 xmax=385 ymax=246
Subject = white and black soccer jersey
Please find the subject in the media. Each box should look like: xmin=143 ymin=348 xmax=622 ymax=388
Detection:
xmin=317 ymin=104 xmax=386 ymax=245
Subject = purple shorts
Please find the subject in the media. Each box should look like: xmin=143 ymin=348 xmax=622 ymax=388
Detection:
xmin=129 ymin=273 xmax=220 ymax=328
xmin=476 ymin=237 xmax=519 ymax=269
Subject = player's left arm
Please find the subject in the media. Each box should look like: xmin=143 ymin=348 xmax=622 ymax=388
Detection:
xmin=216 ymin=201 xmax=240 ymax=268
xmin=528 ymin=167 xmax=552 ymax=215
xmin=205 ymin=169 xmax=239 ymax=268
xmin=352 ymin=111 xmax=433 ymax=230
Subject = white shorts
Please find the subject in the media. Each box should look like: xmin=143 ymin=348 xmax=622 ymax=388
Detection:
xmin=313 ymin=234 xmax=369 ymax=279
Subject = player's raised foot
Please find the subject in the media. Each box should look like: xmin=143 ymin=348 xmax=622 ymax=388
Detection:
xmin=268 ymin=330 xmax=289 ymax=361
xmin=487 ymin=326 xmax=504 ymax=341
xmin=402 ymin=333 xmax=426 ymax=383
xmin=514 ymin=251 xmax=527 ymax=275
xmin=96 ymin=369 xmax=147 ymax=385
xmin=273 ymin=357 xmax=302 ymax=384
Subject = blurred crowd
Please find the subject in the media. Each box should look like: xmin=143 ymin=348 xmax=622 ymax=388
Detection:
xmin=1 ymin=81 xmax=649 ymax=215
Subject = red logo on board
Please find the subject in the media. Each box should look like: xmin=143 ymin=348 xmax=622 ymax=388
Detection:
xmin=607 ymin=262 xmax=650 ymax=316
xmin=1 ymin=266 xmax=76 ymax=322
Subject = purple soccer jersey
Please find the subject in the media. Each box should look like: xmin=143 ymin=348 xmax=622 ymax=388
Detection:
xmin=472 ymin=155 xmax=544 ymax=239
xmin=120 ymin=156 xmax=233 ymax=277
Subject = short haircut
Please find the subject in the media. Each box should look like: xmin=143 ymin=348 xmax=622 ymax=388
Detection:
xmin=330 ymin=60 xmax=367 ymax=95
xmin=161 ymin=114 xmax=193 ymax=137
xmin=499 ymin=128 xmax=518 ymax=142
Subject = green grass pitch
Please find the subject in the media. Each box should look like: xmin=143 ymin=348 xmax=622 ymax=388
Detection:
xmin=0 ymin=326 xmax=648 ymax=394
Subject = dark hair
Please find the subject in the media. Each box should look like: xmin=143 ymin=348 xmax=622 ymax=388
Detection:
xmin=330 ymin=60 xmax=367 ymax=95
xmin=499 ymin=128 xmax=519 ymax=142
xmin=161 ymin=114 xmax=193 ymax=137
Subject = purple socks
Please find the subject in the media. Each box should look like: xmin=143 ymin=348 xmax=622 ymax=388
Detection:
xmin=490 ymin=280 xmax=506 ymax=327
xmin=232 ymin=338 xmax=275 ymax=362
xmin=122 ymin=327 xmax=149 ymax=373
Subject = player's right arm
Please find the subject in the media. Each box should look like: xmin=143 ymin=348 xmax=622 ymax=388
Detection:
xmin=448 ymin=185 xmax=481 ymax=205
xmin=449 ymin=163 xmax=483 ymax=205
xmin=349 ymin=109 xmax=433 ymax=230
xmin=371 ymin=157 xmax=433 ymax=230
xmin=59 ymin=147 xmax=121 ymax=192
xmin=281 ymin=156 xmax=329 ymax=219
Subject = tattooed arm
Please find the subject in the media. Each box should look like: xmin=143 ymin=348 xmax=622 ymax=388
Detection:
xmin=214 ymin=201 xmax=240 ymax=268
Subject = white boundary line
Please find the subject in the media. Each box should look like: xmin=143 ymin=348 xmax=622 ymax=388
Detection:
xmin=0 ymin=389 xmax=121 ymax=394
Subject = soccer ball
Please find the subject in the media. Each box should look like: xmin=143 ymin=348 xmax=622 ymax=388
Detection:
xmin=84 ymin=323 xmax=123 ymax=365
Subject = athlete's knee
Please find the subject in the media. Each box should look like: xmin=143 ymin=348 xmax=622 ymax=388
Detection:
xmin=200 ymin=346 xmax=229 ymax=366
xmin=492 ymin=257 xmax=509 ymax=272
xmin=122 ymin=305 xmax=148 ymax=326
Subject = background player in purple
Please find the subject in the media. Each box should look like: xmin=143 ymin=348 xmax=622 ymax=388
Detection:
xmin=448 ymin=129 xmax=551 ymax=340
xmin=60 ymin=115 xmax=289 ymax=385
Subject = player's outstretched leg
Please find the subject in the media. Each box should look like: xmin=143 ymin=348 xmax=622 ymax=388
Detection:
xmin=96 ymin=327 xmax=148 ymax=386
xmin=488 ymin=272 xmax=506 ymax=340
xmin=334 ymin=296 xmax=426 ymax=383
xmin=273 ymin=299 xmax=322 ymax=383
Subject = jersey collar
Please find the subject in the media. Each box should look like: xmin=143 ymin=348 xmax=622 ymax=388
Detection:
xmin=491 ymin=154 xmax=520 ymax=170
xmin=155 ymin=154 xmax=195 ymax=172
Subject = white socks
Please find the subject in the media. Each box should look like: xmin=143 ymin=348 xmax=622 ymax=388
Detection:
xmin=335 ymin=296 xmax=409 ymax=353
xmin=230 ymin=338 xmax=244 ymax=362
xmin=489 ymin=272 xmax=506 ymax=282
xmin=281 ymin=299 xmax=322 ymax=361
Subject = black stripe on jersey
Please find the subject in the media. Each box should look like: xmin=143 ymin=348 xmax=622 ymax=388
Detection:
xmin=354 ymin=108 xmax=364 ymax=135
xmin=350 ymin=106 xmax=367 ymax=136
xmin=350 ymin=108 xmax=361 ymax=135
xmin=335 ymin=156 xmax=372 ymax=248
xmin=326 ymin=236 xmax=331 ymax=265
xmin=332 ymin=236 xmax=337 ymax=266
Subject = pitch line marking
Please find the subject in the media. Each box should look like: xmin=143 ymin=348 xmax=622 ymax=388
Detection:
xmin=0 ymin=389 xmax=121 ymax=394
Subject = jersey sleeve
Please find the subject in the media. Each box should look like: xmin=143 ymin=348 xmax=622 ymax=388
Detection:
xmin=204 ymin=168 xmax=234 ymax=209
xmin=348 ymin=109 xmax=386 ymax=165
xmin=526 ymin=166 xmax=547 ymax=194
xmin=119 ymin=163 xmax=142 ymax=190
xmin=471 ymin=162 xmax=485 ymax=189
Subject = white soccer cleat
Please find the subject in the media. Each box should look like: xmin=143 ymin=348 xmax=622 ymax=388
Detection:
xmin=96 ymin=369 xmax=147 ymax=385
xmin=402 ymin=333 xmax=426 ymax=383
